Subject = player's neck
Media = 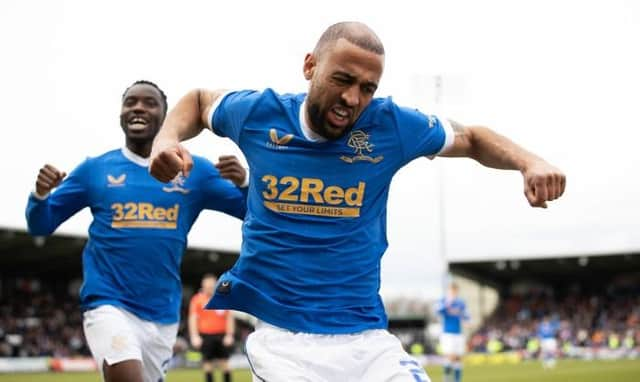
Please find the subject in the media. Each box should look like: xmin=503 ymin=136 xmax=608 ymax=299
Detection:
xmin=300 ymin=100 xmax=327 ymax=142
xmin=125 ymin=141 xmax=152 ymax=158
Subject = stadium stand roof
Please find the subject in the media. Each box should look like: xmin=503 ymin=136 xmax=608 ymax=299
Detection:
xmin=0 ymin=228 xmax=239 ymax=284
xmin=450 ymin=252 xmax=640 ymax=290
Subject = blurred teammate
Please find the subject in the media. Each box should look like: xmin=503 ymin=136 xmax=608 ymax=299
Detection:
xmin=25 ymin=81 xmax=248 ymax=382
xmin=538 ymin=314 xmax=560 ymax=369
xmin=149 ymin=21 xmax=566 ymax=381
xmin=189 ymin=274 xmax=235 ymax=382
xmin=436 ymin=283 xmax=469 ymax=382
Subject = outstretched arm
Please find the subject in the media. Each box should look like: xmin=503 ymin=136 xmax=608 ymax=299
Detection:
xmin=440 ymin=120 xmax=565 ymax=208
xmin=149 ymin=89 xmax=226 ymax=183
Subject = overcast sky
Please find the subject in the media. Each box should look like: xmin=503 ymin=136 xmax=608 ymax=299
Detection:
xmin=1 ymin=0 xmax=638 ymax=298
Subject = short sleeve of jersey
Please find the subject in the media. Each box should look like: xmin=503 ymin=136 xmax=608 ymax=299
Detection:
xmin=393 ymin=105 xmax=455 ymax=161
xmin=209 ymin=90 xmax=262 ymax=145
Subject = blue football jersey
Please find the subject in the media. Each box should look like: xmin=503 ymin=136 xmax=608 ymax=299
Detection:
xmin=436 ymin=297 xmax=470 ymax=334
xmin=538 ymin=320 xmax=559 ymax=339
xmin=206 ymin=89 xmax=454 ymax=334
xmin=26 ymin=148 xmax=247 ymax=323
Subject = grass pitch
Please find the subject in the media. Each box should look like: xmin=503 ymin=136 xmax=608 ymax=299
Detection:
xmin=1 ymin=359 xmax=638 ymax=381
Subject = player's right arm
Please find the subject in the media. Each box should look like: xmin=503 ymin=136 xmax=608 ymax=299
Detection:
xmin=439 ymin=120 xmax=565 ymax=208
xmin=35 ymin=164 xmax=66 ymax=197
xmin=25 ymin=162 xmax=89 ymax=236
xmin=149 ymin=89 xmax=226 ymax=183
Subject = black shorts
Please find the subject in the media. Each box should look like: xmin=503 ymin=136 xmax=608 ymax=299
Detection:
xmin=200 ymin=333 xmax=231 ymax=360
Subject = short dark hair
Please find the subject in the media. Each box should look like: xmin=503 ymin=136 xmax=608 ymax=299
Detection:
xmin=314 ymin=22 xmax=385 ymax=57
xmin=122 ymin=80 xmax=168 ymax=115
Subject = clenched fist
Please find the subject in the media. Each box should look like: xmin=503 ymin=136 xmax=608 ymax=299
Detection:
xmin=216 ymin=155 xmax=247 ymax=187
xmin=35 ymin=164 xmax=66 ymax=197
xmin=522 ymin=161 xmax=566 ymax=208
xmin=149 ymin=138 xmax=193 ymax=183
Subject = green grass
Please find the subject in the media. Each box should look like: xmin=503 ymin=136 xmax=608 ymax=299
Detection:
xmin=1 ymin=359 xmax=638 ymax=381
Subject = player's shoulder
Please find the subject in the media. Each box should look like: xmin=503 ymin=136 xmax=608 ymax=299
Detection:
xmin=239 ymin=88 xmax=302 ymax=112
xmin=357 ymin=96 xmax=399 ymax=125
xmin=87 ymin=148 xmax=125 ymax=162
xmin=251 ymin=87 xmax=301 ymax=102
xmin=72 ymin=148 xmax=121 ymax=170
xmin=223 ymin=88 xmax=293 ymax=106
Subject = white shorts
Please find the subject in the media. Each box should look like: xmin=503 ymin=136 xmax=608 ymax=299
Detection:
xmin=82 ymin=305 xmax=178 ymax=382
xmin=439 ymin=333 xmax=465 ymax=356
xmin=245 ymin=321 xmax=431 ymax=382
xmin=541 ymin=338 xmax=557 ymax=353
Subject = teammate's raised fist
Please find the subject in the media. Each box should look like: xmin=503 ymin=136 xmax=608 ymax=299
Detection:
xmin=216 ymin=155 xmax=247 ymax=187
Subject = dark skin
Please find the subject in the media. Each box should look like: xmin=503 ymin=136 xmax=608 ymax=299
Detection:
xmin=120 ymin=83 xmax=166 ymax=158
xmin=303 ymin=37 xmax=383 ymax=140
xmin=103 ymin=360 xmax=144 ymax=382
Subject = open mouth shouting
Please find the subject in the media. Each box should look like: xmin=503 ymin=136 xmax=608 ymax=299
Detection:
xmin=328 ymin=105 xmax=352 ymax=128
xmin=126 ymin=116 xmax=150 ymax=132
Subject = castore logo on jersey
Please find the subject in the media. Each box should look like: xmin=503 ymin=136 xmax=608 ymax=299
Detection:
xmin=107 ymin=174 xmax=126 ymax=187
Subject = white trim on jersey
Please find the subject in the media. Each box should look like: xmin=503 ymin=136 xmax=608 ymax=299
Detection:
xmin=121 ymin=147 xmax=149 ymax=167
xmin=206 ymin=90 xmax=234 ymax=131
xmin=436 ymin=116 xmax=455 ymax=155
xmin=298 ymin=99 xmax=327 ymax=142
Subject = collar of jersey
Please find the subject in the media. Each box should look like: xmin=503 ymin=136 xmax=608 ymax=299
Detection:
xmin=121 ymin=147 xmax=150 ymax=167
xmin=299 ymin=99 xmax=327 ymax=143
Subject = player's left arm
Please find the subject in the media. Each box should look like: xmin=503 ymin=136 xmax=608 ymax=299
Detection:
xmin=200 ymin=157 xmax=248 ymax=219
xmin=439 ymin=120 xmax=566 ymax=208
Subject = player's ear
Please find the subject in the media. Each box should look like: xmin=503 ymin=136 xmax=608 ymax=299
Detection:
xmin=303 ymin=53 xmax=315 ymax=80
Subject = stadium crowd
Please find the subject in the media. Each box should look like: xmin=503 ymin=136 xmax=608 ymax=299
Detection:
xmin=469 ymin=284 xmax=640 ymax=356
xmin=0 ymin=278 xmax=250 ymax=360
xmin=0 ymin=278 xmax=89 ymax=358
xmin=3 ymin=277 xmax=639 ymax=359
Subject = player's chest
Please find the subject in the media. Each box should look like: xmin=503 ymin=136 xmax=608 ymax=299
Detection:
xmin=244 ymin=123 xmax=400 ymax=179
xmin=88 ymin=166 xmax=195 ymax=208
